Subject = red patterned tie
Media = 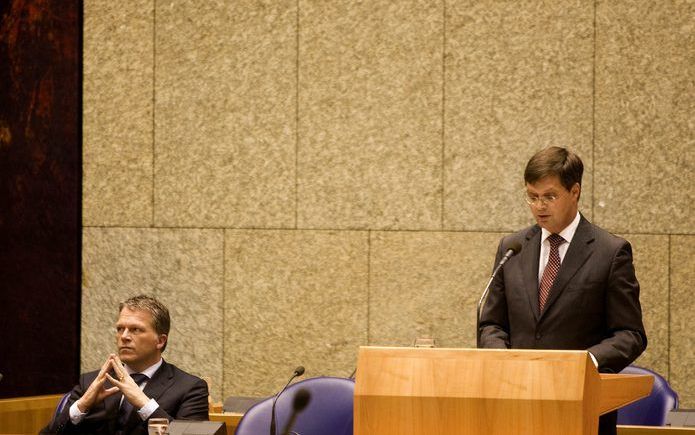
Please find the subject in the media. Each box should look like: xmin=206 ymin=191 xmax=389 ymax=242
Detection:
xmin=539 ymin=234 xmax=565 ymax=312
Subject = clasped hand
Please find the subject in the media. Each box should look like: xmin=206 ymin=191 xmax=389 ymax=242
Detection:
xmin=76 ymin=354 xmax=149 ymax=413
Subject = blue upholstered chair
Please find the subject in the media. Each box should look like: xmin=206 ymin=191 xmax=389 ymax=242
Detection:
xmin=54 ymin=392 xmax=71 ymax=417
xmin=40 ymin=392 xmax=71 ymax=432
xmin=234 ymin=376 xmax=354 ymax=435
xmin=617 ymin=365 xmax=678 ymax=426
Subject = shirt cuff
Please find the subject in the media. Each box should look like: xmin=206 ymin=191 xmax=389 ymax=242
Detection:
xmin=588 ymin=352 xmax=599 ymax=367
xmin=69 ymin=401 xmax=88 ymax=425
xmin=137 ymin=398 xmax=160 ymax=420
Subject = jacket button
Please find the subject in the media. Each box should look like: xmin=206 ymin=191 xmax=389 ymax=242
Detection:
xmin=535 ymin=333 xmax=542 ymax=340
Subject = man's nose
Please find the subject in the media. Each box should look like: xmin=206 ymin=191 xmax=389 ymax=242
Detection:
xmin=533 ymin=200 xmax=548 ymax=210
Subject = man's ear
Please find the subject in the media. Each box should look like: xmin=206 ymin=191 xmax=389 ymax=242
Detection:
xmin=157 ymin=334 xmax=168 ymax=351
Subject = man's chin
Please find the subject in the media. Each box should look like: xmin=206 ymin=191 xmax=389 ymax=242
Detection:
xmin=118 ymin=350 xmax=135 ymax=361
xmin=535 ymin=218 xmax=558 ymax=233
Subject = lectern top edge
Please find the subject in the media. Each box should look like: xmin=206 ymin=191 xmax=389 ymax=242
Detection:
xmin=359 ymin=345 xmax=593 ymax=362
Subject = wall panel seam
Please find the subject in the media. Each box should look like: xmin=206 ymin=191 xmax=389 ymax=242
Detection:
xmin=151 ymin=0 xmax=157 ymax=228
xmin=294 ymin=0 xmax=300 ymax=230
xmin=667 ymin=234 xmax=671 ymax=381
xmin=367 ymin=230 xmax=372 ymax=344
xmin=441 ymin=0 xmax=446 ymax=231
xmin=591 ymin=0 xmax=597 ymax=221
xmin=221 ymin=229 xmax=227 ymax=398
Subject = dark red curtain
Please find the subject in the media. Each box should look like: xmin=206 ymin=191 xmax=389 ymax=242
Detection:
xmin=0 ymin=0 xmax=81 ymax=398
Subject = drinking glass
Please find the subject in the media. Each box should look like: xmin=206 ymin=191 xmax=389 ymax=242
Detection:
xmin=148 ymin=417 xmax=169 ymax=435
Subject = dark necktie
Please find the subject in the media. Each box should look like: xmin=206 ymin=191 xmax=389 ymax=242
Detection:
xmin=117 ymin=373 xmax=149 ymax=429
xmin=539 ymin=234 xmax=565 ymax=312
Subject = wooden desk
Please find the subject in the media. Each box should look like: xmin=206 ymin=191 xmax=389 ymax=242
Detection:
xmin=0 ymin=396 xmax=241 ymax=435
xmin=0 ymin=394 xmax=62 ymax=434
xmin=2 ymin=396 xmax=690 ymax=435
xmin=204 ymin=413 xmax=695 ymax=435
xmin=209 ymin=412 xmax=243 ymax=435
xmin=618 ymin=426 xmax=695 ymax=435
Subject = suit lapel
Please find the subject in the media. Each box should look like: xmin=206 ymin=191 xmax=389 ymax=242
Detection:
xmin=539 ymin=216 xmax=595 ymax=320
xmin=142 ymin=360 xmax=175 ymax=404
xmin=521 ymin=226 xmax=542 ymax=322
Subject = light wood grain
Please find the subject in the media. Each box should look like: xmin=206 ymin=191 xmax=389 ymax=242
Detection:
xmin=618 ymin=427 xmax=695 ymax=435
xmin=0 ymin=394 xmax=63 ymax=434
xmin=354 ymin=346 xmax=652 ymax=435
xmin=599 ymin=374 xmax=654 ymax=414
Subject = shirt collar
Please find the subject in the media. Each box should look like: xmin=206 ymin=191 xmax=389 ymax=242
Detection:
xmin=125 ymin=358 xmax=163 ymax=379
xmin=541 ymin=211 xmax=581 ymax=244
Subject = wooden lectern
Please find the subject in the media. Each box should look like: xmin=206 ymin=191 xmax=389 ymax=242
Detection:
xmin=354 ymin=346 xmax=653 ymax=435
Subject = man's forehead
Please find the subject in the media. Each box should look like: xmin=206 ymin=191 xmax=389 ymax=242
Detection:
xmin=117 ymin=307 xmax=153 ymax=324
xmin=526 ymin=175 xmax=563 ymax=192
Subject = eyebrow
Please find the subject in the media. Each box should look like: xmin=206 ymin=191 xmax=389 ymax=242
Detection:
xmin=115 ymin=321 xmax=147 ymax=328
xmin=526 ymin=189 xmax=558 ymax=196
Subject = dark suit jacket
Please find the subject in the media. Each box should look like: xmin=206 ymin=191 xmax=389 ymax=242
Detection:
xmin=479 ymin=216 xmax=647 ymax=435
xmin=42 ymin=360 xmax=209 ymax=434
xmin=479 ymin=215 xmax=647 ymax=372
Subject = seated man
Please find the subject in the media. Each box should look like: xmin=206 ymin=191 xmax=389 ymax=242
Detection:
xmin=43 ymin=295 xmax=208 ymax=434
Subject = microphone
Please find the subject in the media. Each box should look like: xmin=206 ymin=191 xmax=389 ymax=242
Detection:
xmin=270 ymin=366 xmax=305 ymax=435
xmin=476 ymin=242 xmax=522 ymax=347
xmin=280 ymin=388 xmax=311 ymax=435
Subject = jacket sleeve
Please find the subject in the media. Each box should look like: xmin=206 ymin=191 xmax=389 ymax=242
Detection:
xmin=587 ymin=240 xmax=647 ymax=373
xmin=40 ymin=375 xmax=88 ymax=434
xmin=149 ymin=376 xmax=209 ymax=421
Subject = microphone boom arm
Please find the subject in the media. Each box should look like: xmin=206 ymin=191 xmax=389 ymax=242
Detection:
xmin=476 ymin=243 xmax=520 ymax=348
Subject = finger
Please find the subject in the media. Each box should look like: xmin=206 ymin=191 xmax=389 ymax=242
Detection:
xmin=96 ymin=357 xmax=113 ymax=379
xmin=104 ymin=372 xmax=122 ymax=387
xmin=111 ymin=368 xmax=130 ymax=385
xmin=101 ymin=357 xmax=112 ymax=370
xmin=103 ymin=386 xmax=119 ymax=397
xmin=112 ymin=354 xmax=125 ymax=369
xmin=110 ymin=355 xmax=126 ymax=378
xmin=107 ymin=358 xmax=126 ymax=382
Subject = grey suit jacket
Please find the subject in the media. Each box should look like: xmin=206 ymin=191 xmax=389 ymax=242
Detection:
xmin=42 ymin=360 xmax=209 ymax=434
xmin=479 ymin=215 xmax=647 ymax=373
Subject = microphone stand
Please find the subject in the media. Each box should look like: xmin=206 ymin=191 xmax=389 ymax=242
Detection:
xmin=476 ymin=244 xmax=520 ymax=348
xmin=476 ymin=274 xmax=496 ymax=348
xmin=280 ymin=388 xmax=311 ymax=435
xmin=270 ymin=367 xmax=304 ymax=435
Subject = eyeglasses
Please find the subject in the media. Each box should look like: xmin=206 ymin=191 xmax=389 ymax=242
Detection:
xmin=524 ymin=193 xmax=558 ymax=206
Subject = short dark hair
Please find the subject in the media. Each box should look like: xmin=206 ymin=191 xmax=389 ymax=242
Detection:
xmin=524 ymin=146 xmax=583 ymax=192
xmin=119 ymin=294 xmax=170 ymax=351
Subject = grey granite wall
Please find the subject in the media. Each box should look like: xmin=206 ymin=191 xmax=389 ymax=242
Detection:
xmin=82 ymin=0 xmax=694 ymax=406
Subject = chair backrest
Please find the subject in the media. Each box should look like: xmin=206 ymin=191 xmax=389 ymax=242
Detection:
xmin=617 ymin=365 xmax=679 ymax=426
xmin=55 ymin=392 xmax=71 ymax=418
xmin=234 ymin=377 xmax=354 ymax=435
xmin=41 ymin=392 xmax=71 ymax=430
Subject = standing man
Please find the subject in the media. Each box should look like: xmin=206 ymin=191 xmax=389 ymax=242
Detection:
xmin=479 ymin=147 xmax=647 ymax=435
xmin=43 ymin=295 xmax=209 ymax=434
